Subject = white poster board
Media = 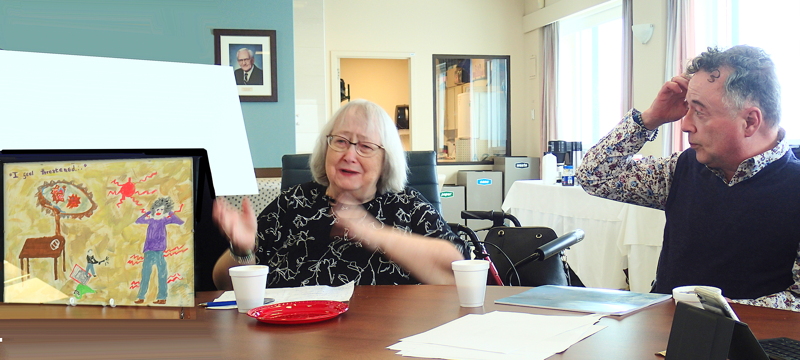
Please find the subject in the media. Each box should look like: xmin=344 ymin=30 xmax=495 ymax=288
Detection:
xmin=0 ymin=50 xmax=257 ymax=196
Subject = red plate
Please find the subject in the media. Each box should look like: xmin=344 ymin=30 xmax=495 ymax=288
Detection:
xmin=247 ymin=300 xmax=349 ymax=324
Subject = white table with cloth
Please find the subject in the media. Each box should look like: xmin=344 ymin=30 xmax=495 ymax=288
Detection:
xmin=501 ymin=180 xmax=666 ymax=293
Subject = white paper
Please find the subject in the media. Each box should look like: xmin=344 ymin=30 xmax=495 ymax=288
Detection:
xmin=389 ymin=325 xmax=605 ymax=360
xmin=0 ymin=50 xmax=257 ymax=196
xmin=208 ymin=281 xmax=355 ymax=309
xmin=388 ymin=311 xmax=605 ymax=360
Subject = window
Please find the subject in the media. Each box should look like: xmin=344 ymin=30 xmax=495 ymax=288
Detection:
xmin=433 ymin=55 xmax=510 ymax=163
xmin=556 ymin=1 xmax=623 ymax=148
xmin=691 ymin=0 xmax=800 ymax=143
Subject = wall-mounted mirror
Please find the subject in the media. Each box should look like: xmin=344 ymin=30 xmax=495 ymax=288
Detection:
xmin=433 ymin=55 xmax=510 ymax=164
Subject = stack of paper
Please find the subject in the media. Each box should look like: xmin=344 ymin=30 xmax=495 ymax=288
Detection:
xmin=388 ymin=311 xmax=605 ymax=360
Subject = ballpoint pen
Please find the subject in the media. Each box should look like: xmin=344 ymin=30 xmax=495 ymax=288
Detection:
xmin=199 ymin=298 xmax=275 ymax=308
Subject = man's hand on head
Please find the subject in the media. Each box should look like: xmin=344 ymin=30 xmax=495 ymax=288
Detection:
xmin=641 ymin=75 xmax=691 ymax=130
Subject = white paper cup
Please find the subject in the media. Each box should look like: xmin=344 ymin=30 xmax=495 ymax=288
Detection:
xmin=672 ymin=285 xmax=722 ymax=308
xmin=452 ymin=260 xmax=490 ymax=307
xmin=229 ymin=265 xmax=269 ymax=313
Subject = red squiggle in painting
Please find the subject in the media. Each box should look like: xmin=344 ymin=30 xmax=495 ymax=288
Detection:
xmin=127 ymin=254 xmax=144 ymax=266
xmin=164 ymin=245 xmax=188 ymax=257
xmin=167 ymin=273 xmax=183 ymax=284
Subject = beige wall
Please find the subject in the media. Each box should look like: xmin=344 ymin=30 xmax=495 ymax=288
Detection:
xmin=523 ymin=27 xmax=543 ymax=159
xmin=324 ymin=0 xmax=526 ymax=158
xmin=294 ymin=0 xmax=327 ymax=154
xmin=294 ymin=0 xmax=673 ymax=173
xmin=632 ymin=0 xmax=668 ymax=157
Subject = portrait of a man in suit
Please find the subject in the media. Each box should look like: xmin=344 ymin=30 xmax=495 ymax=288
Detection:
xmin=233 ymin=47 xmax=263 ymax=86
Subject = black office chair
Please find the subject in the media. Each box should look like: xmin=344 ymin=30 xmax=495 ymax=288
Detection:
xmin=280 ymin=150 xmax=443 ymax=213
xmin=280 ymin=153 xmax=313 ymax=191
xmin=451 ymin=210 xmax=585 ymax=287
xmin=403 ymin=151 xmax=442 ymax=213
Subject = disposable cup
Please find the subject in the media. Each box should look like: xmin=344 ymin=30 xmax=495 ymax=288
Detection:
xmin=672 ymin=285 xmax=722 ymax=308
xmin=451 ymin=260 xmax=490 ymax=307
xmin=229 ymin=265 xmax=269 ymax=313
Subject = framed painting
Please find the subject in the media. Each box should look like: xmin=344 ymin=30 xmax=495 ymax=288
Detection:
xmin=214 ymin=29 xmax=278 ymax=102
xmin=2 ymin=155 xmax=196 ymax=307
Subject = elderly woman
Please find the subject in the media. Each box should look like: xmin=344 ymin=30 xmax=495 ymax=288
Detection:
xmin=212 ymin=99 xmax=466 ymax=289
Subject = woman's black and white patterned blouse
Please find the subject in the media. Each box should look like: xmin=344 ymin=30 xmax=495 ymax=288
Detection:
xmin=254 ymin=181 xmax=464 ymax=288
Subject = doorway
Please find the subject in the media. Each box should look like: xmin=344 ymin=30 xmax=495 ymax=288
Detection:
xmin=331 ymin=52 xmax=412 ymax=150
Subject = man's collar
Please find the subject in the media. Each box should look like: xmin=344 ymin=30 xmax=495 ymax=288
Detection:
xmin=710 ymin=127 xmax=790 ymax=185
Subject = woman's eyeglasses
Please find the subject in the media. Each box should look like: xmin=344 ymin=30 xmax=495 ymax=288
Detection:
xmin=327 ymin=135 xmax=384 ymax=157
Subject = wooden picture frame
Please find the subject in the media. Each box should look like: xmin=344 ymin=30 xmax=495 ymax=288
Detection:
xmin=214 ymin=29 xmax=278 ymax=102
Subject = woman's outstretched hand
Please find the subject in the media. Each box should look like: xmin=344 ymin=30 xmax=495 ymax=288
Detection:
xmin=330 ymin=192 xmax=462 ymax=285
xmin=212 ymin=197 xmax=258 ymax=252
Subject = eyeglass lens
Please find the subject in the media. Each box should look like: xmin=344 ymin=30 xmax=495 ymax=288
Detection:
xmin=328 ymin=135 xmax=382 ymax=157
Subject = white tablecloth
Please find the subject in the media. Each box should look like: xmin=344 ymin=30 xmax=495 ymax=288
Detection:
xmin=501 ymin=180 xmax=665 ymax=293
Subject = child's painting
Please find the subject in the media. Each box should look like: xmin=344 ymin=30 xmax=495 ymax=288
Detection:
xmin=3 ymin=157 xmax=194 ymax=307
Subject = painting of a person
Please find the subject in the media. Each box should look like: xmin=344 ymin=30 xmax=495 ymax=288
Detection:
xmin=233 ymin=47 xmax=263 ymax=86
xmin=85 ymin=249 xmax=107 ymax=277
xmin=134 ymin=197 xmax=183 ymax=304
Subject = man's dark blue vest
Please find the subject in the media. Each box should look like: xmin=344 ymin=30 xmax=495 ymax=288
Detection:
xmin=653 ymin=149 xmax=800 ymax=299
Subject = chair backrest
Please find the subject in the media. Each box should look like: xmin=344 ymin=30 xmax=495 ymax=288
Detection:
xmin=280 ymin=153 xmax=313 ymax=191
xmin=405 ymin=150 xmax=441 ymax=213
xmin=279 ymin=150 xmax=441 ymax=212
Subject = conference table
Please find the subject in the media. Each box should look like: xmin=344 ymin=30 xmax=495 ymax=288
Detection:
xmin=502 ymin=180 xmax=666 ymax=293
xmin=1 ymin=285 xmax=800 ymax=359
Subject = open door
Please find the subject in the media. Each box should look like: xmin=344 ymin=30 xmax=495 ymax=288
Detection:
xmin=331 ymin=52 xmax=413 ymax=151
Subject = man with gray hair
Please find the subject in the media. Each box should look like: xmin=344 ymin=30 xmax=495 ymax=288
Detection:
xmin=233 ymin=47 xmax=263 ymax=85
xmin=577 ymin=45 xmax=800 ymax=311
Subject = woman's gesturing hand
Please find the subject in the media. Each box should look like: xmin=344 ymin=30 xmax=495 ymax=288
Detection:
xmin=212 ymin=197 xmax=258 ymax=253
xmin=330 ymin=194 xmax=384 ymax=250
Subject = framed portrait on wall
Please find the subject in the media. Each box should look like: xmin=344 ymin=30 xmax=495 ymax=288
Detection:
xmin=214 ymin=29 xmax=278 ymax=102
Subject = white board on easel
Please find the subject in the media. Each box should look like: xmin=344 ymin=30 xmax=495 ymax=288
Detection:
xmin=0 ymin=50 xmax=257 ymax=196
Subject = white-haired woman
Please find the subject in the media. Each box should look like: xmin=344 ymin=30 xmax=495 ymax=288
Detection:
xmin=212 ymin=99 xmax=465 ymax=289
